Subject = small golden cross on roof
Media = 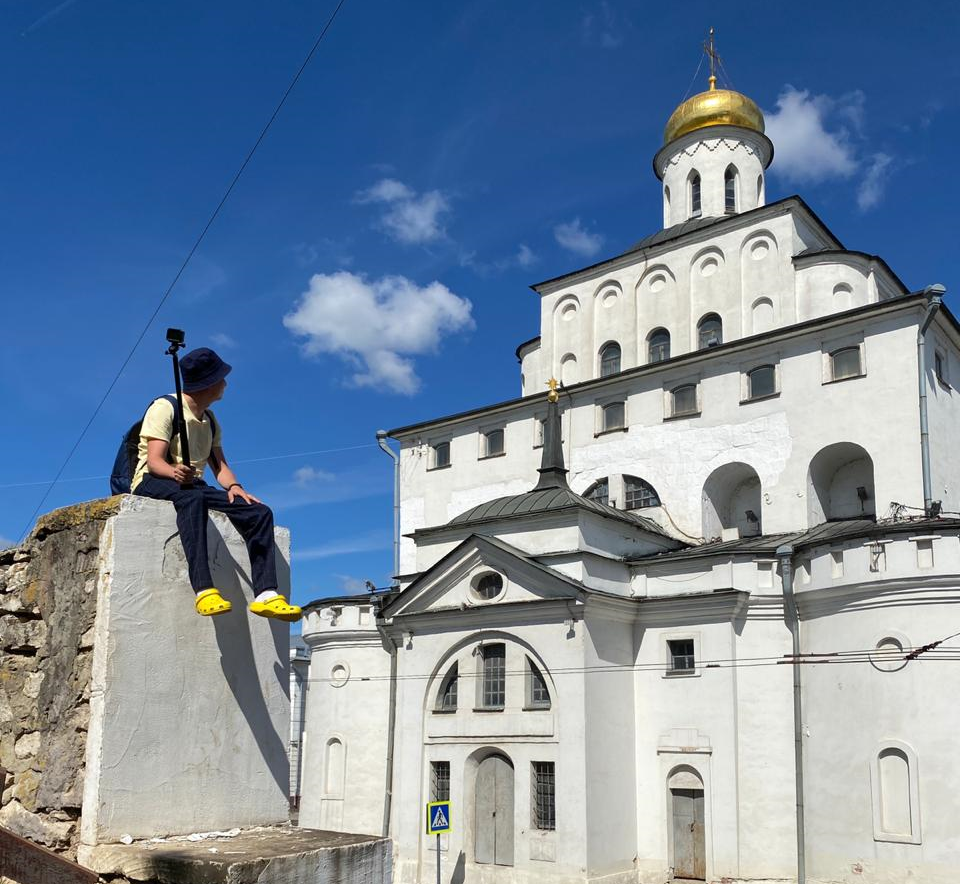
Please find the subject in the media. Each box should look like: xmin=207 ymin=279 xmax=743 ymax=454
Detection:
xmin=704 ymin=26 xmax=719 ymax=90
xmin=546 ymin=378 xmax=560 ymax=403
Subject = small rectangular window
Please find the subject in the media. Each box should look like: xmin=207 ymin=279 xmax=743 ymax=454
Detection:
xmin=480 ymin=644 xmax=506 ymax=709
xmin=431 ymin=441 xmax=450 ymax=469
xmin=935 ymin=350 xmax=949 ymax=386
xmin=532 ymin=762 xmax=556 ymax=830
xmin=831 ymin=347 xmax=862 ymax=380
xmin=431 ymin=761 xmax=450 ymax=802
xmin=671 ymin=384 xmax=698 ymax=417
xmin=482 ymin=428 xmax=504 ymax=458
xmin=600 ymin=401 xmax=625 ymax=432
xmin=747 ymin=364 xmax=776 ymax=399
xmin=668 ymin=639 xmax=695 ymax=673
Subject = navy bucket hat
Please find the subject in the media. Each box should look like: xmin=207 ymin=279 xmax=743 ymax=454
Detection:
xmin=180 ymin=348 xmax=232 ymax=393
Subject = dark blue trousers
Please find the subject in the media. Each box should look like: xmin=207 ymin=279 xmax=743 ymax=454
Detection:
xmin=135 ymin=475 xmax=278 ymax=595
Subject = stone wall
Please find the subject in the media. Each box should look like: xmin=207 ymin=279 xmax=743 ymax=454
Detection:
xmin=0 ymin=498 xmax=123 ymax=860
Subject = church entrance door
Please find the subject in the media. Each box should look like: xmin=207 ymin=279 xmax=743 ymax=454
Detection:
xmin=475 ymin=754 xmax=514 ymax=866
xmin=671 ymin=787 xmax=705 ymax=879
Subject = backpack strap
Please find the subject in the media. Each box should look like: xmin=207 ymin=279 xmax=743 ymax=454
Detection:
xmin=205 ymin=409 xmax=219 ymax=443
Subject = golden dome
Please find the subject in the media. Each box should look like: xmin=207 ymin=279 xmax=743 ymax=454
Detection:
xmin=663 ymin=78 xmax=765 ymax=145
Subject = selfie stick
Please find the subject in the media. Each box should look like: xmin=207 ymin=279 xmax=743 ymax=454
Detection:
xmin=165 ymin=329 xmax=192 ymax=481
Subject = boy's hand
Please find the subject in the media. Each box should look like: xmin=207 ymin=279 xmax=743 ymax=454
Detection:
xmin=228 ymin=485 xmax=261 ymax=505
xmin=172 ymin=464 xmax=196 ymax=484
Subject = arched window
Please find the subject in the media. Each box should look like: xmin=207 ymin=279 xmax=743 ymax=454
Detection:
xmin=560 ymin=353 xmax=578 ymax=386
xmin=436 ymin=663 xmax=458 ymax=711
xmin=756 ymin=174 xmax=763 ymax=204
xmin=624 ymin=476 xmax=661 ymax=509
xmin=697 ymin=313 xmax=723 ymax=349
xmin=724 ymin=166 xmax=738 ymax=213
xmin=584 ymin=478 xmax=609 ymax=506
xmin=648 ymin=328 xmax=671 ymax=363
xmin=689 ymin=172 xmax=702 ymax=218
xmin=664 ymin=185 xmax=671 ymax=222
xmin=599 ymin=342 xmax=621 ymax=377
xmin=324 ymin=738 xmax=345 ymax=796
xmin=831 ymin=346 xmax=862 ymax=381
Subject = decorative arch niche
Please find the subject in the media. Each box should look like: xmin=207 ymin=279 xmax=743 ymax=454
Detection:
xmin=807 ymin=442 xmax=876 ymax=524
xmin=702 ymin=462 xmax=762 ymax=539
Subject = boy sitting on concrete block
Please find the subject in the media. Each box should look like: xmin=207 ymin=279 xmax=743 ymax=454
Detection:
xmin=132 ymin=347 xmax=301 ymax=621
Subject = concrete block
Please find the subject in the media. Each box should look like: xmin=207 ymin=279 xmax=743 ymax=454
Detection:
xmin=78 ymin=826 xmax=392 ymax=884
xmin=81 ymin=496 xmax=292 ymax=845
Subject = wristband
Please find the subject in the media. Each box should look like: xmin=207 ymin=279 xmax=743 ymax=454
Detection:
xmin=227 ymin=483 xmax=243 ymax=492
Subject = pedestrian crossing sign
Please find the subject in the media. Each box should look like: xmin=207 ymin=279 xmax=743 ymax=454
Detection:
xmin=426 ymin=800 xmax=452 ymax=834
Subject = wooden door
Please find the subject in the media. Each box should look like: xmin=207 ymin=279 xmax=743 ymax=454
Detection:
xmin=672 ymin=788 xmax=705 ymax=879
xmin=475 ymin=754 xmax=514 ymax=866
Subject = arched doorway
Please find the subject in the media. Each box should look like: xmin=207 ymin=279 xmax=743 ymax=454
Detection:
xmin=475 ymin=753 xmax=514 ymax=866
xmin=669 ymin=766 xmax=705 ymax=880
xmin=807 ymin=442 xmax=875 ymax=524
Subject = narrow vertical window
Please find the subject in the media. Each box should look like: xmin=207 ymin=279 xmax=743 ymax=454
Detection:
xmin=697 ymin=313 xmax=722 ymax=349
xmin=480 ymin=644 xmax=506 ymax=709
xmin=431 ymin=760 xmax=451 ymax=802
xmin=532 ymin=762 xmax=556 ymax=830
xmin=599 ymin=342 xmax=621 ymax=377
xmin=690 ymin=173 xmax=702 ymax=218
xmin=724 ymin=165 xmax=737 ymax=213
xmin=526 ymin=658 xmax=551 ymax=709
xmin=648 ymin=328 xmax=671 ymax=363
xmin=436 ymin=663 xmax=458 ymax=711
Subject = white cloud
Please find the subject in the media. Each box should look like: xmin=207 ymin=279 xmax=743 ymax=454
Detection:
xmin=582 ymin=1 xmax=626 ymax=48
xmin=210 ymin=333 xmax=237 ymax=349
xmin=355 ymin=178 xmax=450 ymax=245
xmin=764 ymin=87 xmax=858 ymax=183
xmin=293 ymin=465 xmax=334 ymax=486
xmin=334 ymin=574 xmax=374 ymax=595
xmin=284 ymin=271 xmax=474 ymax=394
xmin=554 ymin=218 xmax=603 ymax=257
xmin=293 ymin=532 xmax=392 ymax=561
xmin=857 ymin=153 xmax=893 ymax=211
xmin=515 ymin=244 xmax=537 ymax=268
xmin=0 ymin=535 xmax=14 ymax=549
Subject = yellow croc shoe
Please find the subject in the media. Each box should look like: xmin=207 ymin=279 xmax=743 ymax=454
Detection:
xmin=249 ymin=594 xmax=302 ymax=623
xmin=195 ymin=588 xmax=232 ymax=616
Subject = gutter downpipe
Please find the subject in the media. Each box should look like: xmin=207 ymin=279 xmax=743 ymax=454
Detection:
xmin=376 ymin=430 xmax=401 ymax=579
xmin=776 ymin=544 xmax=805 ymax=884
xmin=375 ymin=431 xmax=401 ymax=838
xmin=917 ymin=284 xmax=946 ymax=515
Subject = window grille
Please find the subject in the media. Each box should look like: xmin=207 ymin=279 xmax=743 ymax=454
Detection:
xmin=748 ymin=365 xmax=776 ymax=399
xmin=437 ymin=664 xmax=458 ymax=711
xmin=831 ymin=347 xmax=862 ymax=380
xmin=432 ymin=441 xmax=450 ymax=469
xmin=480 ymin=644 xmax=506 ymax=708
xmin=624 ymin=476 xmax=660 ymax=509
xmin=698 ymin=314 xmax=722 ymax=349
xmin=474 ymin=573 xmax=503 ymax=600
xmin=584 ymin=478 xmax=609 ymax=506
xmin=648 ymin=329 xmax=670 ymax=363
xmin=600 ymin=342 xmax=621 ymax=377
xmin=671 ymin=385 xmax=698 ymax=417
xmin=724 ymin=166 xmax=737 ymax=213
xmin=431 ymin=761 xmax=450 ymax=802
xmin=668 ymin=639 xmax=696 ymax=672
xmin=527 ymin=658 xmax=551 ymax=708
xmin=483 ymin=429 xmax=504 ymax=457
xmin=601 ymin=401 xmax=625 ymax=432
xmin=532 ymin=762 xmax=556 ymax=830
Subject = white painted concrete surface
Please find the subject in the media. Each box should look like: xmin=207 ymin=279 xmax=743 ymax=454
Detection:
xmin=81 ymin=495 xmax=291 ymax=844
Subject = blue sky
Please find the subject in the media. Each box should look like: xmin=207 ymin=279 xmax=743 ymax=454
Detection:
xmin=1 ymin=0 xmax=957 ymax=607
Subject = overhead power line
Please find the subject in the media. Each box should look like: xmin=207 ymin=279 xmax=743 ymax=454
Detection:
xmin=16 ymin=0 xmax=349 ymax=543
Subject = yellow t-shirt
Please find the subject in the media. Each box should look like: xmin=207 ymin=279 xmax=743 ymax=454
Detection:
xmin=131 ymin=396 xmax=223 ymax=491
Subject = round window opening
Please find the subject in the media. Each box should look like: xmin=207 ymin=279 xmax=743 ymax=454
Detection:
xmin=472 ymin=572 xmax=504 ymax=601
xmin=870 ymin=637 xmax=908 ymax=672
xmin=330 ymin=663 xmax=350 ymax=687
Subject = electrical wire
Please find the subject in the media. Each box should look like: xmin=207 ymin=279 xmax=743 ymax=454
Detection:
xmin=15 ymin=0 xmax=350 ymax=543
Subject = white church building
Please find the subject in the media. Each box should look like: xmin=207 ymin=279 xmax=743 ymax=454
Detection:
xmin=298 ymin=62 xmax=960 ymax=884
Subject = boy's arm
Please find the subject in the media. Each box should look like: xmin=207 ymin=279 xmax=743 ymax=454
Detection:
xmin=146 ymin=439 xmax=195 ymax=484
xmin=209 ymin=447 xmax=261 ymax=504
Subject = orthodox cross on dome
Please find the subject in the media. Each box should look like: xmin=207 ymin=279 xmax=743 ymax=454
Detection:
xmin=704 ymin=27 xmax=719 ymax=91
xmin=534 ymin=379 xmax=568 ymax=491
